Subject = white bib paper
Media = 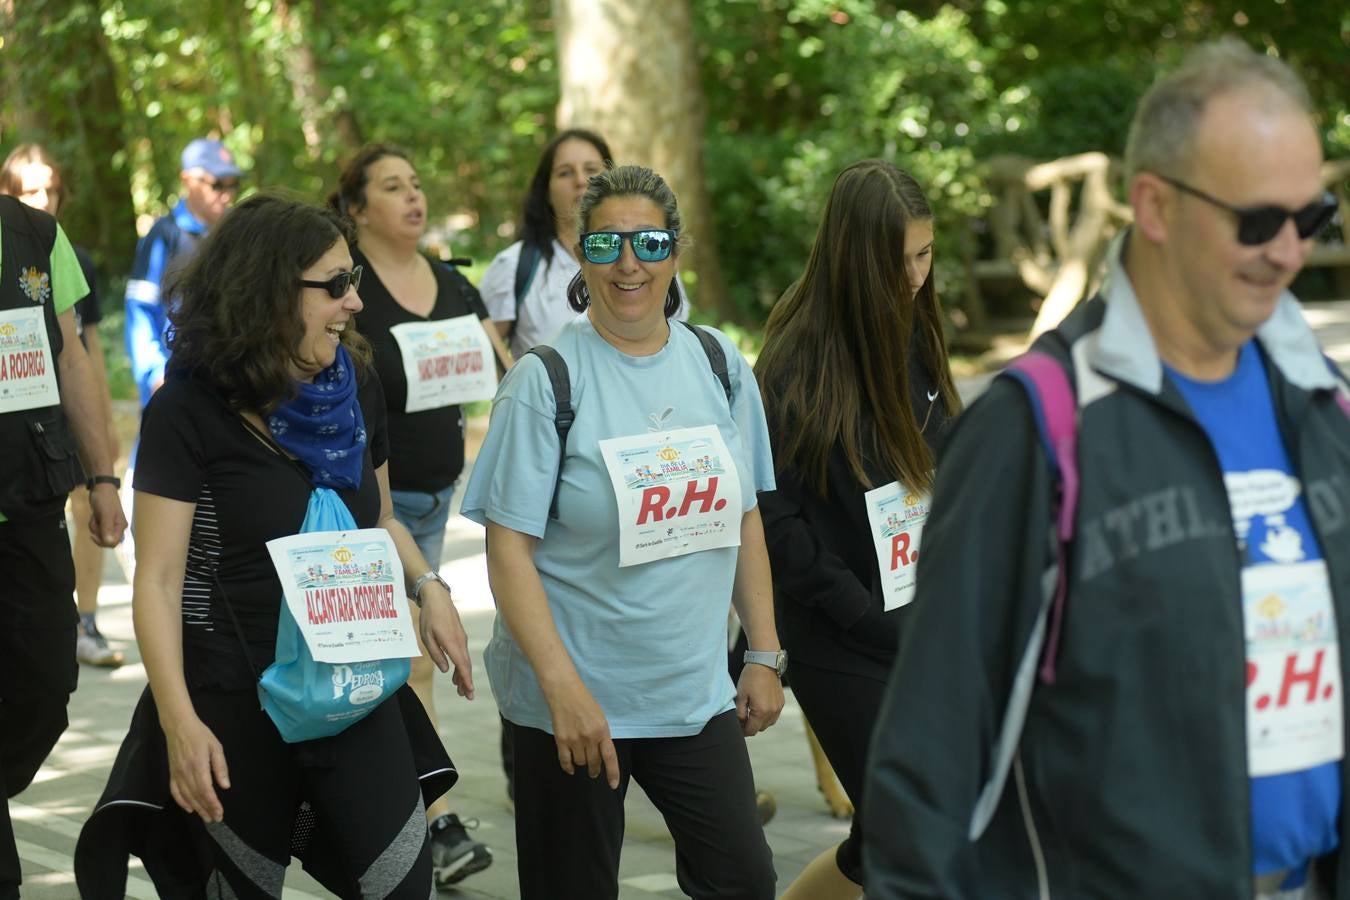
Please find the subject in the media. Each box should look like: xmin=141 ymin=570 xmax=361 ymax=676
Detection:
xmin=599 ymin=424 xmax=742 ymax=568
xmin=864 ymin=481 xmax=931 ymax=611
xmin=1244 ymin=559 xmax=1343 ymax=777
xmin=266 ymin=528 xmax=421 ymax=664
xmin=0 ymin=306 xmax=59 ymax=414
xmin=389 ymin=314 xmax=497 ymax=412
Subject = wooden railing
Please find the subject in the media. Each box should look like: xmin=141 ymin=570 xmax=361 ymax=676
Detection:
xmin=964 ymin=155 xmax=1350 ymax=337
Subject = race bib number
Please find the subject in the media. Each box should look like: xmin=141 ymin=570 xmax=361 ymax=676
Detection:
xmin=1244 ymin=560 xmax=1343 ymax=777
xmin=0 ymin=306 xmax=59 ymax=414
xmin=266 ymin=528 xmax=421 ymax=664
xmin=599 ymin=424 xmax=742 ymax=568
xmin=864 ymin=481 xmax=930 ymax=610
xmin=389 ymin=314 xmax=497 ymax=412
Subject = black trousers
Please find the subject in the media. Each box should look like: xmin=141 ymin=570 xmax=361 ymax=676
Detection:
xmin=509 ymin=710 xmax=775 ymax=900
xmin=192 ymin=690 xmax=432 ymax=899
xmin=788 ymin=659 xmax=887 ymax=886
xmin=0 ymin=515 xmax=78 ymax=898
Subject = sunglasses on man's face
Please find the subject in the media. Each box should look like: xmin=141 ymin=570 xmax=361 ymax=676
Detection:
xmin=580 ymin=229 xmax=677 ymax=265
xmin=199 ymin=176 xmax=241 ymax=195
xmin=1156 ymin=174 xmax=1338 ymax=246
xmin=301 ymin=265 xmax=362 ymax=299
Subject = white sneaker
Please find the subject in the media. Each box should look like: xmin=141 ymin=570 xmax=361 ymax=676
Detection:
xmin=76 ymin=626 xmax=124 ymax=668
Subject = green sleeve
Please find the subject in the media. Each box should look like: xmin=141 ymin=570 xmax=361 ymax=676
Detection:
xmin=50 ymin=224 xmax=90 ymax=315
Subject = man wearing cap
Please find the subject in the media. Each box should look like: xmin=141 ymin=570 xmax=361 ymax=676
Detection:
xmin=864 ymin=39 xmax=1350 ymax=899
xmin=124 ymin=138 xmax=242 ymax=407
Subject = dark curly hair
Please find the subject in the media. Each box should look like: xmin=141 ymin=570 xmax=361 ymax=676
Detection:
xmin=165 ymin=191 xmax=370 ymax=411
xmin=520 ymin=129 xmax=614 ymax=265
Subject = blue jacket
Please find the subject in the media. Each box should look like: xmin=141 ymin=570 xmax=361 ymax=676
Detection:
xmin=124 ymin=199 xmax=205 ymax=407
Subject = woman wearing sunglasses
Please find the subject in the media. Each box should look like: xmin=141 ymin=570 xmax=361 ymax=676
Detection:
xmin=329 ymin=141 xmax=506 ymax=887
xmin=479 ymin=129 xmax=690 ymax=359
xmin=755 ymin=160 xmax=961 ymax=900
xmin=462 ymin=165 xmax=781 ymax=899
xmin=77 ymin=193 xmax=475 ymax=898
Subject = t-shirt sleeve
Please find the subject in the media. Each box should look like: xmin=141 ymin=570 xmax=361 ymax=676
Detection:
xmin=361 ymin=368 xmax=390 ymax=470
xmin=50 ymin=225 xmax=90 ymax=315
xmin=478 ymin=243 xmax=522 ymax=323
xmin=459 ymin=354 xmax=561 ymax=538
xmin=716 ymin=328 xmax=775 ymax=496
xmin=134 ymin=378 xmax=210 ymax=502
xmin=74 ymin=246 xmax=101 ymax=328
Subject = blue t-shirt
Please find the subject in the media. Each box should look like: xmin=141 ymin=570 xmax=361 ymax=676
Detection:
xmin=461 ymin=316 xmax=776 ymax=738
xmin=1169 ymin=340 xmax=1341 ymax=885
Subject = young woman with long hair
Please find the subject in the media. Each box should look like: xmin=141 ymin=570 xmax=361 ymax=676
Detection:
xmin=756 ymin=160 xmax=961 ymax=899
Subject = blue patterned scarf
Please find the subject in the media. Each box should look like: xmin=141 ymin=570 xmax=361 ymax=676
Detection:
xmin=266 ymin=345 xmax=367 ymax=490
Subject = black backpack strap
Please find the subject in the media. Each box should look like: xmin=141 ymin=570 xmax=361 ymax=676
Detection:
xmin=680 ymin=321 xmax=732 ymax=406
xmin=524 ymin=345 xmax=573 ymax=520
xmin=514 ymin=242 xmax=543 ymax=306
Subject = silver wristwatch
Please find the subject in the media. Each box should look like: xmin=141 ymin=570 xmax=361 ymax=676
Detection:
xmin=743 ymin=648 xmax=788 ymax=678
xmin=410 ymin=571 xmax=450 ymax=608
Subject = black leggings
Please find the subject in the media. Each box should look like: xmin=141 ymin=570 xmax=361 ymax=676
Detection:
xmin=0 ymin=515 xmax=78 ymax=897
xmin=509 ymin=710 xmax=776 ymax=900
xmin=788 ymin=659 xmax=888 ymax=886
xmin=193 ymin=690 xmax=431 ymax=899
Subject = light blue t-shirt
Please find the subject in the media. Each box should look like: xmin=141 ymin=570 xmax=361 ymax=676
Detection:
xmin=1169 ymin=340 xmax=1340 ymax=887
xmin=461 ymin=315 xmax=776 ymax=738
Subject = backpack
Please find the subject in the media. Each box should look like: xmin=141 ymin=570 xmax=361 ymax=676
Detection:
xmin=525 ymin=320 xmax=733 ymax=520
xmin=968 ymin=348 xmax=1350 ymax=841
xmin=513 ymin=241 xmax=544 ymax=309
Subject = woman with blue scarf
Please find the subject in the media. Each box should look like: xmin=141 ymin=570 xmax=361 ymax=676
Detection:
xmin=76 ymin=194 xmax=475 ymax=899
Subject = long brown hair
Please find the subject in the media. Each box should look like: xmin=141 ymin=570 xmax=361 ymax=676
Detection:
xmin=755 ymin=160 xmax=960 ymax=497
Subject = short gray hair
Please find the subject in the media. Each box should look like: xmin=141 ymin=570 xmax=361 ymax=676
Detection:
xmin=575 ymin=164 xmax=684 ymax=237
xmin=1124 ymin=37 xmax=1312 ymax=179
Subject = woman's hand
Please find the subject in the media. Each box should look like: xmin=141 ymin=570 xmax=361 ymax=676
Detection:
xmin=418 ymin=586 xmax=476 ymax=699
xmin=162 ymin=711 xmax=230 ymax=823
xmin=545 ymin=680 xmax=621 ymax=789
xmin=735 ymin=664 xmax=785 ymax=736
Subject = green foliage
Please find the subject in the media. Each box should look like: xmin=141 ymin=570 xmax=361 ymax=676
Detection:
xmin=699 ymin=1 xmax=1009 ymax=319
xmin=4 ymin=0 xmax=1346 ymax=350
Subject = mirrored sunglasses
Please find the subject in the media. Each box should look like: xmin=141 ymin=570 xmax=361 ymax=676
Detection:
xmin=1157 ymin=174 xmax=1338 ymax=246
xmin=581 ymin=229 xmax=676 ymax=265
xmin=301 ymin=265 xmax=362 ymax=299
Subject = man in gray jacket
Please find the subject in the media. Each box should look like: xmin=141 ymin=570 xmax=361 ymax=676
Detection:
xmin=864 ymin=38 xmax=1347 ymax=900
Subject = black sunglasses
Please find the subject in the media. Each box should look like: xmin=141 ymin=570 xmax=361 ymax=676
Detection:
xmin=1155 ymin=174 xmax=1337 ymax=246
xmin=198 ymin=175 xmax=242 ymax=194
xmin=301 ymin=265 xmax=362 ymax=299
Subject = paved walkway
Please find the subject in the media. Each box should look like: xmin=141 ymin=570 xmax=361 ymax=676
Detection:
xmin=15 ymin=301 xmax=1350 ymax=897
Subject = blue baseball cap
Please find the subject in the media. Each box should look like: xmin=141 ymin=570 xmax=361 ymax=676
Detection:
xmin=180 ymin=138 xmax=243 ymax=179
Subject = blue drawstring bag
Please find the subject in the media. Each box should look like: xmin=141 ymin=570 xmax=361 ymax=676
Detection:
xmin=258 ymin=487 xmax=412 ymax=743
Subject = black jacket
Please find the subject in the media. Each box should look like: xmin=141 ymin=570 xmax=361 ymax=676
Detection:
xmin=761 ymin=348 xmax=951 ymax=682
xmin=864 ymin=255 xmax=1350 ymax=899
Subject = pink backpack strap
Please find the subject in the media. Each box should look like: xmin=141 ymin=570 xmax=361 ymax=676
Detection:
xmin=968 ymin=349 xmax=1080 ymax=841
xmin=1001 ymin=352 xmax=1079 ymax=684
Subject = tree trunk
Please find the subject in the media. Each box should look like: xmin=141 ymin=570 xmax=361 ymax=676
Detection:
xmin=274 ymin=0 xmax=364 ymax=158
xmin=553 ymin=0 xmax=741 ymax=324
xmin=4 ymin=0 xmax=137 ymax=279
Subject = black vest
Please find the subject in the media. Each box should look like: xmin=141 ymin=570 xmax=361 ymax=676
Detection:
xmin=0 ymin=195 xmax=84 ymax=519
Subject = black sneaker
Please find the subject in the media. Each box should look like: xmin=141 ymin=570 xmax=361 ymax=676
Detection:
xmin=429 ymin=813 xmax=493 ymax=887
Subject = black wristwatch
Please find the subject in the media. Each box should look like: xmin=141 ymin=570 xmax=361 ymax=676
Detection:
xmin=86 ymin=474 xmax=121 ymax=491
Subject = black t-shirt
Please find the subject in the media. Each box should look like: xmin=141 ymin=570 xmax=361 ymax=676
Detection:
xmin=134 ymin=369 xmax=390 ymax=690
xmin=353 ymin=249 xmax=490 ymax=493
xmin=73 ymin=245 xmax=101 ymax=340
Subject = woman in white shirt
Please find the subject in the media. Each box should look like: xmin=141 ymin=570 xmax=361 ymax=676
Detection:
xmin=479 ymin=130 xmax=614 ymax=358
